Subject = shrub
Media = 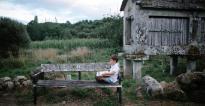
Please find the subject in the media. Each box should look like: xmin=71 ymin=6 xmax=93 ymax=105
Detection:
xmin=0 ymin=17 xmax=30 ymax=58
xmin=0 ymin=58 xmax=25 ymax=68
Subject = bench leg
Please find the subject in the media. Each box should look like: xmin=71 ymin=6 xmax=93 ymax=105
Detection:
xmin=78 ymin=72 xmax=81 ymax=80
xmin=43 ymin=87 xmax=46 ymax=94
xmin=33 ymin=85 xmax=37 ymax=105
xmin=117 ymin=87 xmax=122 ymax=104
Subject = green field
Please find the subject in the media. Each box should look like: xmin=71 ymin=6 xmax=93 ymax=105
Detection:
xmin=0 ymin=38 xmax=179 ymax=105
xmin=31 ymin=39 xmax=115 ymax=50
xmin=0 ymin=39 xmax=120 ymax=77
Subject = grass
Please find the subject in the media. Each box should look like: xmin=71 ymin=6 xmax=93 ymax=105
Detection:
xmin=0 ymin=60 xmax=38 ymax=78
xmin=123 ymin=79 xmax=137 ymax=101
xmin=0 ymin=38 xmax=121 ymax=77
xmin=30 ymin=38 xmax=115 ymax=50
xmin=0 ymin=38 xmax=185 ymax=105
xmin=141 ymin=55 xmax=175 ymax=82
xmin=0 ymin=48 xmax=117 ymax=77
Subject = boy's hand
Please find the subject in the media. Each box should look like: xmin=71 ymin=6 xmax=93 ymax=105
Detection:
xmin=102 ymin=72 xmax=114 ymax=77
xmin=102 ymin=74 xmax=111 ymax=77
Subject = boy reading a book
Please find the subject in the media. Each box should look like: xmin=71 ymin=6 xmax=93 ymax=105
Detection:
xmin=96 ymin=55 xmax=120 ymax=84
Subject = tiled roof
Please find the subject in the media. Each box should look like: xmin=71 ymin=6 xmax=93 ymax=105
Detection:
xmin=141 ymin=0 xmax=205 ymax=10
xmin=120 ymin=0 xmax=128 ymax=11
xmin=120 ymin=0 xmax=205 ymax=11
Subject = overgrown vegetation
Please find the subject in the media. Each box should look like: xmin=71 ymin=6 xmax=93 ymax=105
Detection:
xmin=27 ymin=15 xmax=123 ymax=46
xmin=0 ymin=15 xmax=198 ymax=105
xmin=0 ymin=39 xmax=120 ymax=77
xmin=0 ymin=17 xmax=30 ymax=58
xmin=0 ymin=35 xmax=180 ymax=105
xmin=142 ymin=56 xmax=175 ymax=82
xmin=31 ymin=39 xmax=115 ymax=50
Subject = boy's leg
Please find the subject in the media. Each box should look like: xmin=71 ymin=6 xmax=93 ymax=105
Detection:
xmin=103 ymin=77 xmax=113 ymax=84
xmin=96 ymin=76 xmax=106 ymax=83
xmin=96 ymin=76 xmax=113 ymax=84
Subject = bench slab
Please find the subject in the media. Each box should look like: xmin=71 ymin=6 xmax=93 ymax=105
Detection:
xmin=36 ymin=80 xmax=122 ymax=88
xmin=41 ymin=63 xmax=110 ymax=72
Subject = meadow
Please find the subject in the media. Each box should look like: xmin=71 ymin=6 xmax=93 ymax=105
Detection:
xmin=0 ymin=38 xmax=181 ymax=105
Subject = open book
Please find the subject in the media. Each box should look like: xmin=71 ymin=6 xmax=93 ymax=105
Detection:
xmin=96 ymin=71 xmax=109 ymax=77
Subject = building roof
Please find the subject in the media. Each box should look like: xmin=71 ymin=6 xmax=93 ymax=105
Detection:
xmin=141 ymin=0 xmax=205 ymax=10
xmin=120 ymin=0 xmax=128 ymax=11
xmin=120 ymin=0 xmax=205 ymax=11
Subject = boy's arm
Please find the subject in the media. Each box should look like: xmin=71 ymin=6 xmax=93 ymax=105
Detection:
xmin=102 ymin=72 xmax=115 ymax=77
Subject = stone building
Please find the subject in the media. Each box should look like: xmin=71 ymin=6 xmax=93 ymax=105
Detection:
xmin=120 ymin=0 xmax=205 ymax=79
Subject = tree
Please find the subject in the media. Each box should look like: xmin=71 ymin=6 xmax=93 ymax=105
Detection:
xmin=26 ymin=15 xmax=123 ymax=46
xmin=95 ymin=15 xmax=123 ymax=46
xmin=34 ymin=16 xmax=38 ymax=23
xmin=27 ymin=16 xmax=43 ymax=41
xmin=0 ymin=17 xmax=30 ymax=58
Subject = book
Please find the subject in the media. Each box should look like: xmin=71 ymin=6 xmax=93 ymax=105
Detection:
xmin=96 ymin=71 xmax=109 ymax=77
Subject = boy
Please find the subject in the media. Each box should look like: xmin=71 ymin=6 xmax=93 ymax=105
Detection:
xmin=96 ymin=55 xmax=120 ymax=84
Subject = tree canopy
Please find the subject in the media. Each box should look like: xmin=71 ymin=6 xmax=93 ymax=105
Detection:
xmin=0 ymin=17 xmax=30 ymax=58
xmin=27 ymin=15 xmax=123 ymax=46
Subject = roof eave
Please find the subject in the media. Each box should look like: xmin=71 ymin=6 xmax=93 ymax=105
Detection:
xmin=120 ymin=0 xmax=128 ymax=11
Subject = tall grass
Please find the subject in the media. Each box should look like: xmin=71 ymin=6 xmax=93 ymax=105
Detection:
xmin=142 ymin=55 xmax=175 ymax=82
xmin=30 ymin=39 xmax=115 ymax=50
xmin=0 ymin=38 xmax=121 ymax=78
xmin=32 ymin=48 xmax=58 ymax=61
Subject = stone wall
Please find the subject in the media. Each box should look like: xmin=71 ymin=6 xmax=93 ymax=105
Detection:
xmin=0 ymin=76 xmax=32 ymax=90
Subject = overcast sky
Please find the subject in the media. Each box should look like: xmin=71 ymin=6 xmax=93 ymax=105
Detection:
xmin=0 ymin=0 xmax=123 ymax=24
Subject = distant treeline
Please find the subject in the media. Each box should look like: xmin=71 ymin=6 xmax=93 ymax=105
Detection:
xmin=0 ymin=16 xmax=122 ymax=58
xmin=27 ymin=15 xmax=123 ymax=46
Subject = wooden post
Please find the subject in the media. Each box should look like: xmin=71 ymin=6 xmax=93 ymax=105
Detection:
xmin=31 ymin=73 xmax=38 ymax=105
xmin=42 ymin=72 xmax=45 ymax=80
xmin=119 ymin=87 xmax=122 ymax=104
xmin=117 ymin=87 xmax=122 ymax=104
xmin=41 ymin=72 xmax=46 ymax=94
xmin=33 ymin=85 xmax=37 ymax=105
xmin=170 ymin=55 xmax=178 ymax=75
xmin=78 ymin=72 xmax=81 ymax=80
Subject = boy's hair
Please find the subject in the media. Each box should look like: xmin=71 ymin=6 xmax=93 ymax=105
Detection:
xmin=111 ymin=55 xmax=118 ymax=62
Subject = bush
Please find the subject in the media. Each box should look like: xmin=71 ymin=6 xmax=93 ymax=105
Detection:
xmin=0 ymin=58 xmax=26 ymax=68
xmin=0 ymin=17 xmax=30 ymax=58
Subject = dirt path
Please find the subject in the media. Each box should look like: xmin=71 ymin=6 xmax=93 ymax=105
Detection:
xmin=1 ymin=91 xmax=205 ymax=106
xmin=0 ymin=96 xmax=204 ymax=106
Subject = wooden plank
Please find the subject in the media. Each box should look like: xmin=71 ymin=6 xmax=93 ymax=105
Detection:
xmin=41 ymin=63 xmax=110 ymax=72
xmin=37 ymin=80 xmax=122 ymax=88
xmin=148 ymin=17 xmax=189 ymax=46
xmin=201 ymin=18 xmax=205 ymax=43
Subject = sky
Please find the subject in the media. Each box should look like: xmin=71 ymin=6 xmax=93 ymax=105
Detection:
xmin=0 ymin=0 xmax=123 ymax=24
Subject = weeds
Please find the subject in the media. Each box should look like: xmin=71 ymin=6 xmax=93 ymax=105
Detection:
xmin=142 ymin=56 xmax=175 ymax=82
xmin=32 ymin=48 xmax=58 ymax=61
xmin=123 ymin=79 xmax=137 ymax=101
xmin=30 ymin=39 xmax=114 ymax=50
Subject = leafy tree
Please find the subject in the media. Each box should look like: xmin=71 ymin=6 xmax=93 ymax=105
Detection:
xmin=26 ymin=15 xmax=123 ymax=46
xmin=34 ymin=16 xmax=38 ymax=23
xmin=27 ymin=16 xmax=43 ymax=40
xmin=0 ymin=17 xmax=30 ymax=58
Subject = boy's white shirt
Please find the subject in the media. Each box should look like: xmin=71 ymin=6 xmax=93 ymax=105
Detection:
xmin=109 ymin=63 xmax=120 ymax=83
xmin=96 ymin=63 xmax=120 ymax=83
